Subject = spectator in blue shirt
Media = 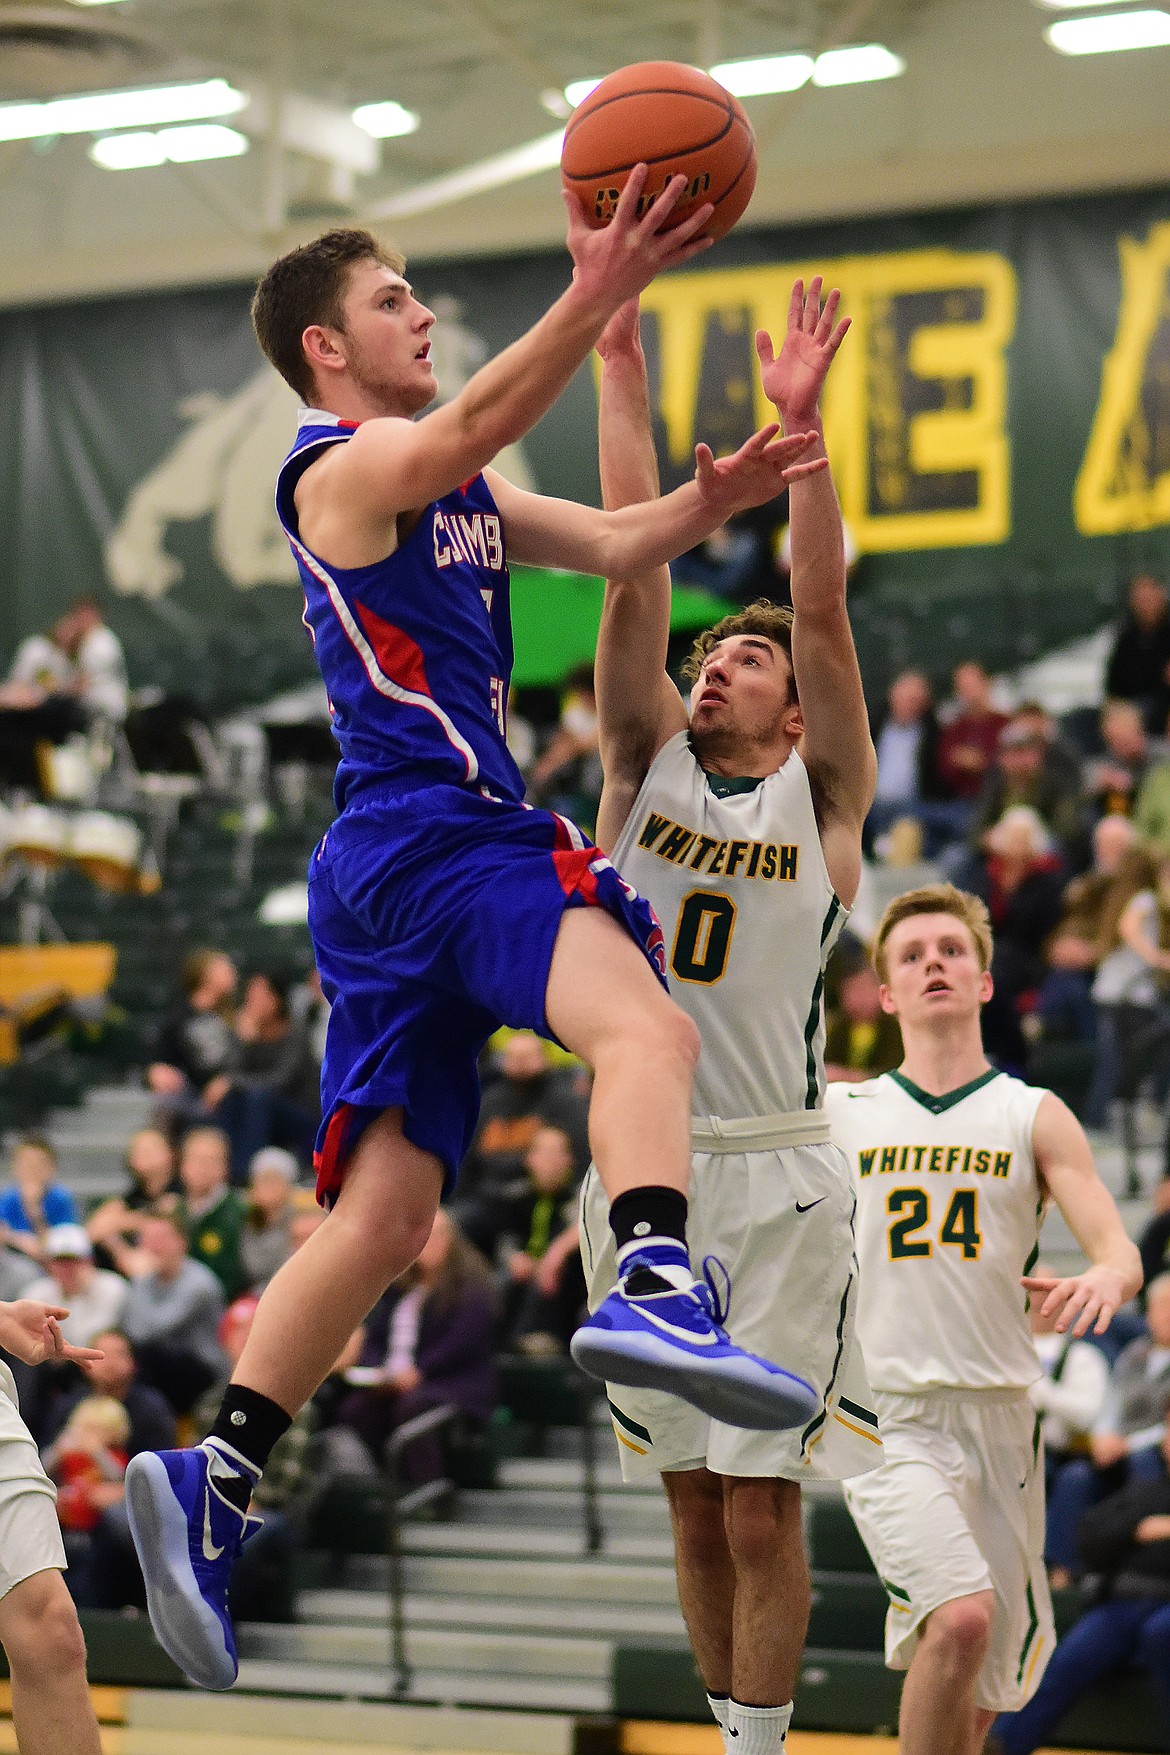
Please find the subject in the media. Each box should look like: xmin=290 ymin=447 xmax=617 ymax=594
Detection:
xmin=0 ymin=1137 xmax=79 ymax=1262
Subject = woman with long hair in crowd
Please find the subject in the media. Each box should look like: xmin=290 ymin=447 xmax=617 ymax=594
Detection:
xmin=338 ymin=1207 xmax=498 ymax=1483
xmin=1087 ymin=846 xmax=1170 ymax=1181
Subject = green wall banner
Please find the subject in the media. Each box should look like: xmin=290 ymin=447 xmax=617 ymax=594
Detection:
xmin=4 ymin=185 xmax=1170 ymax=709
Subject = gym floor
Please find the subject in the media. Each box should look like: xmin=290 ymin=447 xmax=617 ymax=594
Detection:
xmin=0 ymin=1690 xmax=1117 ymax=1755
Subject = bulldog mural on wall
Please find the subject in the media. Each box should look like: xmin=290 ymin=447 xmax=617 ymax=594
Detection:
xmin=104 ymin=295 xmax=536 ymax=601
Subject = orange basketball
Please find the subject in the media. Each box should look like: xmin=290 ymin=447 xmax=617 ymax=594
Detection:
xmin=561 ymin=62 xmax=757 ymax=244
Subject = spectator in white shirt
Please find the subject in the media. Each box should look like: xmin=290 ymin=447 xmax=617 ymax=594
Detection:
xmin=66 ymin=596 xmax=128 ymax=724
xmin=25 ymin=1228 xmax=127 ymax=1350
xmin=1029 ymin=1258 xmax=1110 ymax=1581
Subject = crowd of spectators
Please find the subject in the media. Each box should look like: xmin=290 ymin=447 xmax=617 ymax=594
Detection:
xmin=856 ymin=579 xmax=1170 ymax=1126
xmin=13 ymin=570 xmax=1170 ymax=1731
xmin=0 ymin=1019 xmax=595 ymax=1619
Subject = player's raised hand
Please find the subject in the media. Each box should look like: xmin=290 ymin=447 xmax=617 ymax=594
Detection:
xmin=566 ymin=166 xmax=715 ymax=310
xmin=756 ymin=277 xmax=850 ymax=430
xmin=1022 ymin=1266 xmax=1132 ymax=1337
xmin=0 ymin=1300 xmax=105 ymax=1366
xmin=693 ymin=425 xmax=826 ymax=514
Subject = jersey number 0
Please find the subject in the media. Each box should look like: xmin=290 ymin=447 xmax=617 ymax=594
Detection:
xmin=671 ymin=890 xmax=738 ymax=984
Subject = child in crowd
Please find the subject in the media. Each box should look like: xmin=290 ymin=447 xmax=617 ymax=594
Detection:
xmin=45 ymin=1396 xmax=130 ymax=1535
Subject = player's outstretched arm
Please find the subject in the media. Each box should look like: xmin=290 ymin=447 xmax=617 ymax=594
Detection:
xmin=331 ymin=171 xmax=716 ymax=523
xmin=489 ymin=423 xmax=823 ymax=586
xmin=1026 ymin=1092 xmax=1142 ymax=1336
xmin=757 ymin=280 xmax=876 ymax=855
xmin=592 ymin=299 xmax=688 ymax=853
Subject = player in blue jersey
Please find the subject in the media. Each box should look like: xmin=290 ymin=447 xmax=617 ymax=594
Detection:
xmin=125 ymin=174 xmax=830 ymax=1691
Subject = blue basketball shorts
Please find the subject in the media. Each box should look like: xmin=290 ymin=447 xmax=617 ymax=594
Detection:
xmin=308 ymin=784 xmax=666 ymax=1206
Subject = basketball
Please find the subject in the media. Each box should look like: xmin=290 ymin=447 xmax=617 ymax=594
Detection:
xmin=561 ymin=62 xmax=757 ymax=243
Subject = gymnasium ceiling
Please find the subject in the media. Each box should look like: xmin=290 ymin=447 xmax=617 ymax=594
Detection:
xmin=2 ymin=0 xmax=1169 ymax=307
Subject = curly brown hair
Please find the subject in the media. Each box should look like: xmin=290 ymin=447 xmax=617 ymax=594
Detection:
xmin=681 ymin=600 xmax=797 ymax=701
xmin=252 ymin=228 xmax=406 ymax=403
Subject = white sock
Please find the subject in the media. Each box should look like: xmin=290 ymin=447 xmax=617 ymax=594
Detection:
xmin=707 ymin=1692 xmax=732 ymax=1750
xmin=727 ymin=1700 xmax=792 ymax=1753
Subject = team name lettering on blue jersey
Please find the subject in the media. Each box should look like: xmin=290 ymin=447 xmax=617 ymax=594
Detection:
xmin=276 ymin=408 xmax=524 ymax=809
xmin=434 ymin=509 xmax=504 ymax=571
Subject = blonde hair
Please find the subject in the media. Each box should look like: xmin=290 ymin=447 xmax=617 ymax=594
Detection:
xmin=872 ymin=884 xmax=993 ymax=984
xmin=64 ymin=1395 xmax=131 ymax=1449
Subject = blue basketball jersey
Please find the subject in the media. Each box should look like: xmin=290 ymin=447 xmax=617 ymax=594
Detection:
xmin=276 ymin=407 xmax=525 ymax=808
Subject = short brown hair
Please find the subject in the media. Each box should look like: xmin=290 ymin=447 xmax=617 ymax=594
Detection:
xmin=681 ymin=600 xmax=796 ymax=699
xmin=252 ymin=228 xmax=406 ymax=402
xmin=872 ymin=883 xmax=993 ymax=983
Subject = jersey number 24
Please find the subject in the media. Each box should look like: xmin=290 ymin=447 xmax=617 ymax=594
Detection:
xmin=887 ymin=1188 xmax=982 ymax=1261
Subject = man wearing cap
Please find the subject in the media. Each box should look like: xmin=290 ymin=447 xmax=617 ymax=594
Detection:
xmin=25 ymin=1227 xmax=128 ymax=1350
xmin=969 ymin=715 xmax=1087 ymax=859
xmin=241 ymin=1149 xmax=300 ymax=1292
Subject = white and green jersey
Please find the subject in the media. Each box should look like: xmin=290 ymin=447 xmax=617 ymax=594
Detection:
xmin=826 ymin=1069 xmax=1047 ymax=1393
xmin=611 ymin=731 xmax=846 ymax=1119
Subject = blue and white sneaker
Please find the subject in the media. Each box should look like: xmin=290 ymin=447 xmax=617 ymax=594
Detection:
xmin=125 ymin=1442 xmax=260 ymax=1691
xmin=571 ymin=1255 xmax=818 ymax=1432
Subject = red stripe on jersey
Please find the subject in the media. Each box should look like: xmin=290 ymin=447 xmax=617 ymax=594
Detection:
xmin=550 ymin=843 xmax=602 ymax=903
xmin=314 ymin=1102 xmax=355 ymax=1208
xmin=354 ymin=602 xmax=434 ymax=699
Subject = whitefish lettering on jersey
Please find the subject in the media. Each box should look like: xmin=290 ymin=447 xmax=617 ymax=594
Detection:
xmin=637 ymin=810 xmax=799 ymax=881
xmin=857 ymin=1143 xmax=1012 ymax=1178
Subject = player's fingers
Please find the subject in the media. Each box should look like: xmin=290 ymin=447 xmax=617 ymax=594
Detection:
xmin=661 ymin=200 xmax=716 ymax=247
xmin=787 ymin=279 xmax=805 ymax=330
xmin=825 ymin=314 xmax=852 ymax=356
xmin=780 ymin=457 xmax=830 ymax=483
xmin=1054 ymin=1285 xmax=1092 ymax=1330
xmin=693 ymin=442 xmax=715 ymax=484
xmin=816 ymin=286 xmax=841 ymax=338
xmin=1021 ymin=1276 xmax=1059 ymax=1293
xmin=737 ymin=424 xmax=782 ymax=462
xmin=755 ymin=328 xmax=776 ymax=370
xmin=637 ymin=172 xmax=687 ymax=232
xmin=1094 ymin=1303 xmax=1117 ymax=1336
xmin=760 ymin=429 xmax=815 ymax=462
xmin=1040 ymin=1283 xmax=1072 ymax=1319
xmin=804 ymin=275 xmax=823 ymax=331
xmin=63 ymin=1345 xmax=105 ymax=1363
xmin=562 ymin=187 xmax=589 ymax=233
xmin=1067 ymin=1297 xmax=1100 ymax=1338
xmin=660 ymin=233 xmax=716 ymax=269
xmin=612 ymin=164 xmax=650 ymax=227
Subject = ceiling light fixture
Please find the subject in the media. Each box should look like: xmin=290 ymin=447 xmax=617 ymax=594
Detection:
xmin=90 ymin=123 xmax=249 ymax=169
xmin=710 ymin=54 xmax=814 ymax=95
xmin=1045 ymin=8 xmax=1170 ymax=50
xmin=0 ymin=79 xmax=246 ymax=144
xmin=352 ymin=100 xmax=419 ymax=140
xmin=371 ymin=128 xmax=565 ymax=220
xmin=89 ymin=133 xmax=166 ymax=169
xmin=811 ymin=43 xmax=906 ymax=86
xmin=563 ymin=79 xmax=602 ymax=108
